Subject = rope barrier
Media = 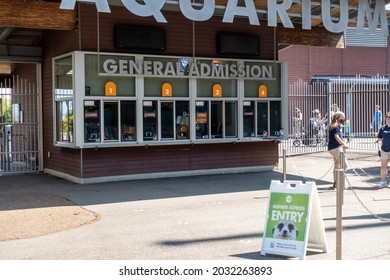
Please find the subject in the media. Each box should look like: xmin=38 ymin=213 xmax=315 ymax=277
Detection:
xmin=343 ymin=149 xmax=390 ymax=222
xmin=285 ymin=149 xmax=390 ymax=222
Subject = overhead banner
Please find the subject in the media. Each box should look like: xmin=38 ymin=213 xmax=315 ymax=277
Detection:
xmin=261 ymin=180 xmax=327 ymax=260
xmin=59 ymin=0 xmax=388 ymax=36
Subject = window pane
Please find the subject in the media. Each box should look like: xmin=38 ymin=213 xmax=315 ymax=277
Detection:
xmin=243 ymin=101 xmax=255 ymax=137
xmin=85 ymin=54 xmax=136 ymax=96
xmin=195 ymin=101 xmax=209 ymax=139
xmin=143 ymin=101 xmax=158 ymax=141
xmin=176 ymin=101 xmax=190 ymax=140
xmin=197 ymin=79 xmax=237 ymax=97
xmin=56 ymin=101 xmax=73 ymax=142
xmin=120 ymin=101 xmax=136 ymax=142
xmin=54 ymin=55 xmax=73 ymax=99
xmin=211 ymin=101 xmax=223 ymax=138
xmin=244 ymin=62 xmax=281 ymax=98
xmin=84 ymin=100 xmax=100 ymax=143
xmin=161 ymin=102 xmax=174 ymax=139
xmin=270 ymin=101 xmax=282 ymax=137
xmin=225 ymin=101 xmax=237 ymax=138
xmin=257 ymin=102 xmax=268 ymax=137
xmin=104 ymin=102 xmax=119 ymax=141
xmin=145 ymin=78 xmax=189 ymax=97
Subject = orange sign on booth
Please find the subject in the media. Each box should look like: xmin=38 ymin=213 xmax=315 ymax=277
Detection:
xmin=258 ymin=85 xmax=268 ymax=98
xmin=213 ymin=84 xmax=222 ymax=97
xmin=162 ymin=83 xmax=173 ymax=97
xmin=105 ymin=82 xmax=117 ymax=96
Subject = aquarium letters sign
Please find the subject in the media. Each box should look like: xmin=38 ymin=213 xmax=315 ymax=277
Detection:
xmin=60 ymin=0 xmax=388 ymax=36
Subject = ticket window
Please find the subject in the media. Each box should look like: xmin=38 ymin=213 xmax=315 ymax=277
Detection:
xmin=243 ymin=101 xmax=255 ymax=137
xmin=211 ymin=101 xmax=223 ymax=138
xmin=270 ymin=101 xmax=282 ymax=137
xmin=195 ymin=101 xmax=209 ymax=139
xmin=143 ymin=101 xmax=158 ymax=141
xmin=176 ymin=101 xmax=190 ymax=140
xmin=257 ymin=102 xmax=268 ymax=137
xmin=104 ymin=102 xmax=119 ymax=141
xmin=120 ymin=101 xmax=136 ymax=142
xmin=225 ymin=101 xmax=237 ymax=138
xmin=161 ymin=102 xmax=174 ymax=140
xmin=84 ymin=101 xmax=101 ymax=143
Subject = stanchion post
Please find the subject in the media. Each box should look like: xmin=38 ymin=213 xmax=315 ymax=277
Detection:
xmin=336 ymin=168 xmax=344 ymax=260
xmin=283 ymin=148 xmax=287 ymax=182
xmin=339 ymin=151 xmax=346 ymax=205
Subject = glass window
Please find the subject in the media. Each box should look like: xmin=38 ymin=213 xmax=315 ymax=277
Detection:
xmin=143 ymin=101 xmax=158 ymax=141
xmin=54 ymin=55 xmax=74 ymax=143
xmin=197 ymin=79 xmax=237 ymax=97
xmin=195 ymin=101 xmax=209 ymax=139
xmin=211 ymin=101 xmax=223 ymax=138
xmin=104 ymin=102 xmax=119 ymax=141
xmin=85 ymin=54 xmax=136 ymax=96
xmin=84 ymin=100 xmax=101 ymax=143
xmin=54 ymin=56 xmax=73 ymax=99
xmin=176 ymin=101 xmax=190 ymax=140
xmin=161 ymin=102 xmax=174 ymax=140
xmin=257 ymin=102 xmax=268 ymax=137
xmin=243 ymin=101 xmax=255 ymax=137
xmin=145 ymin=78 xmax=189 ymax=97
xmin=244 ymin=62 xmax=281 ymax=98
xmin=120 ymin=101 xmax=136 ymax=141
xmin=56 ymin=101 xmax=73 ymax=142
xmin=270 ymin=101 xmax=282 ymax=137
xmin=225 ymin=101 xmax=237 ymax=138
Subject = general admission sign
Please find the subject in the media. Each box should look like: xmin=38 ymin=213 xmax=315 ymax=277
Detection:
xmin=59 ymin=0 xmax=389 ymax=36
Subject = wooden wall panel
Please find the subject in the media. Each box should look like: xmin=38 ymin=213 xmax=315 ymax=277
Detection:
xmin=82 ymin=142 xmax=277 ymax=178
xmin=41 ymin=29 xmax=81 ymax=177
xmin=78 ymin=5 xmax=277 ymax=60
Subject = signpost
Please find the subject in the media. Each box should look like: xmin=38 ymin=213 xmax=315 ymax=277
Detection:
xmin=261 ymin=180 xmax=327 ymax=260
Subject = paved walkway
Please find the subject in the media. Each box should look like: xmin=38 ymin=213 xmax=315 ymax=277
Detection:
xmin=0 ymin=150 xmax=389 ymax=260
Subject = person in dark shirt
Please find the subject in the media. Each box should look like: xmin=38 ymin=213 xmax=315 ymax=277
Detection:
xmin=328 ymin=111 xmax=349 ymax=189
xmin=377 ymin=111 xmax=390 ymax=188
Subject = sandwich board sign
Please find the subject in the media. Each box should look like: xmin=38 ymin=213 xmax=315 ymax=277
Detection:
xmin=261 ymin=180 xmax=327 ymax=260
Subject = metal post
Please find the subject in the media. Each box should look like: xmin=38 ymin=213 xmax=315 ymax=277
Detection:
xmin=283 ymin=148 xmax=287 ymax=182
xmin=336 ymin=168 xmax=344 ymax=260
xmin=339 ymin=152 xmax=346 ymax=204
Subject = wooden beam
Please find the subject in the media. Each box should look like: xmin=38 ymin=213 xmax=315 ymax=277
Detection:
xmin=0 ymin=0 xmax=77 ymax=30
xmin=278 ymin=25 xmax=344 ymax=48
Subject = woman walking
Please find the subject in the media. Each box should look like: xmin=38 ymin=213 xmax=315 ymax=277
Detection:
xmin=377 ymin=112 xmax=390 ymax=188
xmin=328 ymin=111 xmax=349 ymax=189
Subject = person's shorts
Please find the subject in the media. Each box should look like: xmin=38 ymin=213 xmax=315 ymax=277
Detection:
xmin=381 ymin=149 xmax=390 ymax=160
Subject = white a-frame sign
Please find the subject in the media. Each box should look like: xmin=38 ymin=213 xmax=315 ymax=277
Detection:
xmin=261 ymin=180 xmax=327 ymax=260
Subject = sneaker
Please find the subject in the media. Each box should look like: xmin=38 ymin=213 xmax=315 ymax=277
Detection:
xmin=377 ymin=181 xmax=388 ymax=188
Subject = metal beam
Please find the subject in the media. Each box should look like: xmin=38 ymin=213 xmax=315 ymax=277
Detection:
xmin=0 ymin=44 xmax=42 ymax=62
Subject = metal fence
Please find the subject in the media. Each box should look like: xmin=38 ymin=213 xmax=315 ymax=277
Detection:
xmin=281 ymin=76 xmax=390 ymax=155
xmin=0 ymin=75 xmax=40 ymax=174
